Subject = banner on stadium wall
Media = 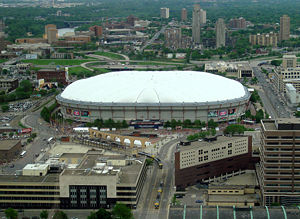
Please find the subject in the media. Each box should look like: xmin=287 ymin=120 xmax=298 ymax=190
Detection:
xmin=228 ymin=108 xmax=236 ymax=115
xmin=219 ymin=110 xmax=227 ymax=116
xmin=73 ymin=110 xmax=80 ymax=116
xmin=66 ymin=108 xmax=72 ymax=115
xmin=208 ymin=110 xmax=218 ymax=117
xmin=81 ymin=111 xmax=90 ymax=117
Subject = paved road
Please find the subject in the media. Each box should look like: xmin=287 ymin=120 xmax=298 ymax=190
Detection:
xmin=141 ymin=25 xmax=167 ymax=51
xmin=134 ymin=138 xmax=179 ymax=219
xmin=252 ymin=66 xmax=291 ymax=118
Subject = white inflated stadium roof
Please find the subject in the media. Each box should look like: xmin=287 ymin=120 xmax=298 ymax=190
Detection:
xmin=61 ymin=71 xmax=247 ymax=104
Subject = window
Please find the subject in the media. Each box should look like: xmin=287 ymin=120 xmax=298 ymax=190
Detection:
xmin=199 ymin=150 xmax=203 ymax=155
xmin=198 ymin=157 xmax=203 ymax=162
xmin=228 ymin=143 xmax=232 ymax=148
xmin=228 ymin=150 xmax=232 ymax=155
xmin=204 ymin=155 xmax=208 ymax=161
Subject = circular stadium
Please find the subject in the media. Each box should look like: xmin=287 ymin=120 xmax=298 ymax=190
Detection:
xmin=56 ymin=71 xmax=251 ymax=123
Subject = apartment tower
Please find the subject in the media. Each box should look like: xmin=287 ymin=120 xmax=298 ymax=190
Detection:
xmin=280 ymin=15 xmax=290 ymax=41
xmin=216 ymin=18 xmax=226 ymax=48
xmin=181 ymin=8 xmax=187 ymax=22
xmin=192 ymin=4 xmax=201 ymax=44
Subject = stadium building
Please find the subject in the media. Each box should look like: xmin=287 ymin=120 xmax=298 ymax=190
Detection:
xmin=56 ymin=71 xmax=251 ymax=123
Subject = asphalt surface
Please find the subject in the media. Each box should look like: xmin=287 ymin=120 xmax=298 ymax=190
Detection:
xmin=134 ymin=138 xmax=179 ymax=219
xmin=252 ymin=66 xmax=292 ymax=118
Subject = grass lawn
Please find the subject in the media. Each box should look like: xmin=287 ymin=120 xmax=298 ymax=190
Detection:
xmin=22 ymin=59 xmax=95 ymax=66
xmin=68 ymin=66 xmax=110 ymax=79
xmin=0 ymin=59 xmax=7 ymax=63
xmin=94 ymin=51 xmax=125 ymax=60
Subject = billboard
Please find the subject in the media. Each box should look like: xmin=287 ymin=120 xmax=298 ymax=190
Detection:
xmin=73 ymin=110 xmax=80 ymax=116
xmin=81 ymin=111 xmax=90 ymax=117
xmin=66 ymin=108 xmax=72 ymax=115
xmin=219 ymin=110 xmax=227 ymax=116
xmin=228 ymin=108 xmax=236 ymax=115
xmin=208 ymin=110 xmax=218 ymax=117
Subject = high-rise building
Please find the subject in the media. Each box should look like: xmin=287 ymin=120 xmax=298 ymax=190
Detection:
xmin=280 ymin=15 xmax=290 ymax=41
xmin=0 ymin=20 xmax=5 ymax=32
xmin=200 ymin=9 xmax=206 ymax=25
xmin=258 ymin=119 xmax=300 ymax=206
xmin=192 ymin=4 xmax=201 ymax=44
xmin=282 ymin=54 xmax=297 ymax=69
xmin=160 ymin=8 xmax=170 ymax=19
xmin=44 ymin=24 xmax=58 ymax=44
xmin=165 ymin=28 xmax=182 ymax=50
xmin=216 ymin=18 xmax=226 ymax=48
xmin=228 ymin=17 xmax=246 ymax=29
xmin=89 ymin=25 xmax=103 ymax=37
xmin=181 ymin=8 xmax=187 ymax=22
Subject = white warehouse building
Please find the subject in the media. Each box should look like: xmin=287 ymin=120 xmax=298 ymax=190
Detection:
xmin=56 ymin=71 xmax=251 ymax=123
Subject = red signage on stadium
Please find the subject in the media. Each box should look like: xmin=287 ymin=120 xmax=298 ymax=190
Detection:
xmin=21 ymin=128 xmax=32 ymax=133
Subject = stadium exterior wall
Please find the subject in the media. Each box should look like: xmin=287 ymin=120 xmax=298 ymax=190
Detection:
xmin=56 ymin=87 xmax=251 ymax=123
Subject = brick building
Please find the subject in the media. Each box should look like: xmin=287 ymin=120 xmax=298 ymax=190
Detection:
xmin=0 ymin=140 xmax=22 ymax=163
xmin=37 ymin=69 xmax=67 ymax=85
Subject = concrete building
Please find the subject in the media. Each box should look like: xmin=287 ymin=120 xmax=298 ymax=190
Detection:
xmin=273 ymin=55 xmax=300 ymax=92
xmin=249 ymin=32 xmax=278 ymax=47
xmin=285 ymin=84 xmax=300 ymax=104
xmin=23 ymin=164 xmax=50 ymax=176
xmin=44 ymin=24 xmax=58 ymax=44
xmin=216 ymin=18 xmax=226 ymax=48
xmin=258 ymin=119 xmax=300 ymax=206
xmin=280 ymin=15 xmax=290 ymax=41
xmin=37 ymin=69 xmax=68 ymax=85
xmin=0 ymin=174 xmax=60 ymax=209
xmin=160 ymin=8 xmax=169 ymax=19
xmin=164 ymin=28 xmax=182 ymax=50
xmin=59 ymin=151 xmax=147 ymax=209
xmin=64 ymin=35 xmax=90 ymax=43
xmin=192 ymin=4 xmax=201 ymax=44
xmin=89 ymin=25 xmax=103 ymax=37
xmin=205 ymin=61 xmax=253 ymax=78
xmin=0 ymin=140 xmax=22 ymax=163
xmin=0 ymin=20 xmax=4 ymax=32
xmin=175 ymin=136 xmax=255 ymax=189
xmin=15 ymin=38 xmax=47 ymax=44
xmin=181 ymin=8 xmax=187 ymax=22
xmin=200 ymin=9 xmax=206 ymax=25
xmin=228 ymin=17 xmax=246 ymax=29
xmin=0 ymin=78 xmax=19 ymax=92
xmin=51 ymin=52 xmax=74 ymax=59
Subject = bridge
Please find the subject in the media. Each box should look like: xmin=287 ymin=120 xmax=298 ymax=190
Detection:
xmin=89 ymin=129 xmax=150 ymax=148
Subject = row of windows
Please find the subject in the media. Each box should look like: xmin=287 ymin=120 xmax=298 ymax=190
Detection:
xmin=0 ymin=186 xmax=59 ymax=189
xmin=0 ymin=196 xmax=57 ymax=200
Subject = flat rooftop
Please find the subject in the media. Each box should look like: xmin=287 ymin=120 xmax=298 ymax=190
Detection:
xmin=210 ymin=171 xmax=258 ymax=187
xmin=0 ymin=140 xmax=20 ymax=151
xmin=119 ymin=162 xmax=143 ymax=184
xmin=208 ymin=194 xmax=257 ymax=203
xmin=180 ymin=136 xmax=247 ymax=151
xmin=0 ymin=173 xmax=59 ymax=183
xmin=262 ymin=119 xmax=300 ymax=131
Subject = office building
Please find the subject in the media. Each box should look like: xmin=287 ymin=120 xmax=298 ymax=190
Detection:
xmin=164 ymin=28 xmax=182 ymax=50
xmin=249 ymin=32 xmax=278 ymax=47
xmin=175 ymin=135 xmax=254 ymax=189
xmin=0 ymin=20 xmax=4 ymax=32
xmin=44 ymin=24 xmax=58 ymax=44
xmin=37 ymin=69 xmax=68 ymax=85
xmin=181 ymin=8 xmax=187 ymax=22
xmin=228 ymin=17 xmax=246 ymax=29
xmin=192 ymin=4 xmax=201 ymax=44
xmin=280 ymin=15 xmax=290 ymax=41
xmin=200 ymin=9 xmax=206 ymax=25
xmin=258 ymin=119 xmax=300 ymax=206
xmin=89 ymin=25 xmax=103 ymax=37
xmin=205 ymin=61 xmax=253 ymax=78
xmin=273 ymin=55 xmax=300 ymax=92
xmin=0 ymin=79 xmax=19 ymax=92
xmin=160 ymin=8 xmax=169 ymax=19
xmin=0 ymin=140 xmax=22 ymax=163
xmin=216 ymin=18 xmax=226 ymax=48
xmin=60 ymin=151 xmax=147 ymax=209
xmin=285 ymin=84 xmax=300 ymax=104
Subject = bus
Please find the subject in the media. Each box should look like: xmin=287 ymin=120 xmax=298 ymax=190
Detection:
xmin=20 ymin=150 xmax=27 ymax=158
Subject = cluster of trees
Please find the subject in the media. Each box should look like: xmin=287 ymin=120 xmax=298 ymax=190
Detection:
xmin=250 ymin=90 xmax=261 ymax=103
xmin=271 ymin=59 xmax=282 ymax=66
xmin=163 ymin=119 xmax=218 ymax=129
xmin=0 ymin=80 xmax=33 ymax=103
xmin=4 ymin=203 xmax=133 ymax=219
xmin=86 ymin=118 xmax=129 ymax=129
xmin=243 ymin=109 xmax=267 ymax=123
xmin=187 ymin=129 xmax=217 ymax=141
xmin=40 ymin=102 xmax=58 ymax=122
xmin=224 ymin=124 xmax=248 ymax=135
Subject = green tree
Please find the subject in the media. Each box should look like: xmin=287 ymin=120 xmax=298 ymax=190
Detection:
xmin=9 ymin=132 xmax=14 ymax=138
xmin=53 ymin=211 xmax=68 ymax=219
xmin=170 ymin=119 xmax=177 ymax=129
xmin=1 ymin=104 xmax=9 ymax=112
xmin=112 ymin=203 xmax=133 ymax=219
xmin=224 ymin=124 xmax=246 ymax=135
xmin=207 ymin=119 xmax=218 ymax=129
xmin=88 ymin=208 xmax=112 ymax=219
xmin=145 ymin=158 xmax=154 ymax=166
xmin=41 ymin=107 xmax=50 ymax=122
xmin=183 ymin=119 xmax=192 ymax=128
xmin=4 ymin=208 xmax=18 ymax=219
xmin=20 ymin=80 xmax=32 ymax=92
xmin=270 ymin=60 xmax=282 ymax=66
xmin=121 ymin=120 xmax=128 ymax=128
xmin=40 ymin=210 xmax=49 ymax=219
xmin=194 ymin=120 xmax=202 ymax=128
